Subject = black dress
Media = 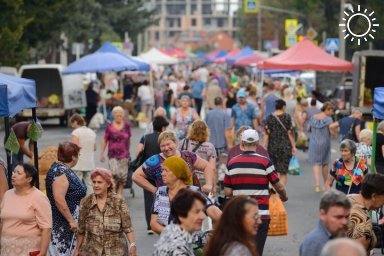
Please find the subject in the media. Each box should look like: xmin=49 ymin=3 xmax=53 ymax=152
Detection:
xmin=266 ymin=113 xmax=293 ymax=174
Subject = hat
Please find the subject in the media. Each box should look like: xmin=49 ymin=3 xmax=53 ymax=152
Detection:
xmin=241 ymin=129 xmax=259 ymax=143
xmin=236 ymin=90 xmax=247 ymax=98
xmin=162 ymin=156 xmax=192 ymax=185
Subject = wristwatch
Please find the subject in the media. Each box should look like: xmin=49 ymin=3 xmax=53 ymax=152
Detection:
xmin=130 ymin=242 xmax=136 ymax=247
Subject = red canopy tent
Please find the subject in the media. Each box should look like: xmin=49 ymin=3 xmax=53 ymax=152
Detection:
xmin=162 ymin=48 xmax=188 ymax=59
xmin=234 ymin=54 xmax=265 ymax=66
xmin=258 ymin=39 xmax=353 ymax=71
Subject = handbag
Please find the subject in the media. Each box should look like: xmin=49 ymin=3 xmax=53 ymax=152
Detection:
xmin=129 ymin=136 xmax=146 ymax=172
xmin=268 ymin=192 xmax=288 ymax=236
xmin=181 ymin=139 xmax=203 ymax=188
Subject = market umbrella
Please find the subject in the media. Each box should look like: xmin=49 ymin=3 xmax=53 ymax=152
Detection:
xmin=63 ymin=51 xmax=139 ymax=74
xmin=97 ymin=42 xmax=150 ymax=72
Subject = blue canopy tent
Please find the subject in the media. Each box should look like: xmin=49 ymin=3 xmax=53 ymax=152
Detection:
xmin=97 ymin=42 xmax=150 ymax=72
xmin=205 ymin=50 xmax=228 ymax=63
xmin=0 ymin=73 xmax=39 ymax=187
xmin=226 ymin=46 xmax=254 ymax=63
xmin=63 ymin=51 xmax=139 ymax=74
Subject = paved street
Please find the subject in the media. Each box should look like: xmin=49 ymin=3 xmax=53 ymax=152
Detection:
xmin=0 ymin=124 xmax=341 ymax=256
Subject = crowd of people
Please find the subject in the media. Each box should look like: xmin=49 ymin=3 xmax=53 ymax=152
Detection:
xmin=0 ymin=64 xmax=384 ymax=256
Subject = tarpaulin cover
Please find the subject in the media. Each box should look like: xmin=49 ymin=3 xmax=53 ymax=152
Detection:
xmin=0 ymin=73 xmax=36 ymax=117
xmin=373 ymin=87 xmax=384 ymax=120
xmin=97 ymin=42 xmax=150 ymax=71
xmin=258 ymin=39 xmax=353 ymax=71
xmin=226 ymin=46 xmax=254 ymax=63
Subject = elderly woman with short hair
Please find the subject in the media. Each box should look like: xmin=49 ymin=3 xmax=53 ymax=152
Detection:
xmin=100 ymin=106 xmax=131 ymax=196
xmin=46 ymin=141 xmax=87 ymax=256
xmin=326 ymin=139 xmax=368 ymax=194
xmin=132 ymin=130 xmax=214 ymax=194
xmin=356 ymin=129 xmax=373 ymax=167
xmin=74 ymin=168 xmax=136 ymax=256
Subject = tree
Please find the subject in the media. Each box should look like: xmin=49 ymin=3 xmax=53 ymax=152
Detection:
xmin=0 ymin=0 xmax=32 ymax=66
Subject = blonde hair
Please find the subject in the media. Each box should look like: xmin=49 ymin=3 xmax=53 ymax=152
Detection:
xmin=158 ymin=130 xmax=178 ymax=144
xmin=187 ymin=120 xmax=209 ymax=143
xmin=359 ymin=128 xmax=372 ymax=142
xmin=112 ymin=106 xmax=124 ymax=116
xmin=378 ymin=121 xmax=384 ymax=133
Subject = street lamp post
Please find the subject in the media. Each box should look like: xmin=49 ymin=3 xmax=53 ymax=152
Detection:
xmin=339 ymin=0 xmax=346 ymax=60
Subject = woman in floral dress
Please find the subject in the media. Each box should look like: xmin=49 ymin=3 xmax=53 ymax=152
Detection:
xmin=264 ymin=99 xmax=296 ymax=185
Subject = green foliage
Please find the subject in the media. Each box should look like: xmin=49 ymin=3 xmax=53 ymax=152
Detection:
xmin=0 ymin=0 xmax=156 ymax=65
xmin=0 ymin=0 xmax=32 ymax=65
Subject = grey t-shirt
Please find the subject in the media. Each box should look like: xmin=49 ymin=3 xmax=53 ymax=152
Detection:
xmin=205 ymin=108 xmax=231 ymax=149
xmin=224 ymin=242 xmax=253 ymax=256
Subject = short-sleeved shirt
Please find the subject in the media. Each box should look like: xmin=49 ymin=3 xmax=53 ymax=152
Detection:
xmin=330 ymin=157 xmax=368 ymax=194
xmin=152 ymin=185 xmax=213 ymax=226
xmin=191 ymin=80 xmax=205 ymax=99
xmin=0 ymin=188 xmax=52 ymax=255
xmin=227 ymin=144 xmax=269 ymax=164
xmin=72 ymin=126 xmax=96 ymax=171
xmin=224 ymin=151 xmax=280 ymax=220
xmin=338 ymin=117 xmax=362 ymax=142
xmin=178 ymin=139 xmax=216 ymax=180
xmin=205 ymin=108 xmax=232 ymax=149
xmin=103 ymin=121 xmax=131 ymax=159
xmin=347 ymin=196 xmax=377 ymax=252
xmin=356 ymin=143 xmax=372 ymax=164
xmin=231 ymin=103 xmax=257 ymax=131
xmin=77 ymin=192 xmax=133 ymax=256
xmin=142 ymin=151 xmax=197 ymax=187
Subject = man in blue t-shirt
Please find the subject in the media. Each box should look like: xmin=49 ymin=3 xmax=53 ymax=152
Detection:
xmin=332 ymin=108 xmax=363 ymax=142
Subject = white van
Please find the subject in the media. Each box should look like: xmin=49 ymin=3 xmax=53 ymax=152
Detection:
xmin=18 ymin=64 xmax=86 ymax=125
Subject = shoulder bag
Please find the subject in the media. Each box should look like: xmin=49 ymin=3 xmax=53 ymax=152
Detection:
xmin=342 ymin=119 xmax=357 ymax=142
xmin=129 ymin=135 xmax=146 ymax=172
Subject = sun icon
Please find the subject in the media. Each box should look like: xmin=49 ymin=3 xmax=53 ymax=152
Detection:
xmin=339 ymin=5 xmax=379 ymax=46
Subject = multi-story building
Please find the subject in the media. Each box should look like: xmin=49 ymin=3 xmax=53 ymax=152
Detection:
xmin=144 ymin=0 xmax=239 ymax=50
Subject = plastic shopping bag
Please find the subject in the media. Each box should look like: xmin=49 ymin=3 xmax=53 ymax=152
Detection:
xmin=288 ymin=156 xmax=301 ymax=176
xmin=268 ymin=193 xmax=288 ymax=236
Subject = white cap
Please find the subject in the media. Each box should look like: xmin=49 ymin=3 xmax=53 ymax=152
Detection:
xmin=241 ymin=129 xmax=259 ymax=142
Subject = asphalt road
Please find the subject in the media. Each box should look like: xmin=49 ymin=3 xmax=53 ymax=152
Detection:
xmin=0 ymin=123 xmax=343 ymax=256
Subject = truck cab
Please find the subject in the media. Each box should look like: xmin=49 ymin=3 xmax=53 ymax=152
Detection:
xmin=18 ymin=64 xmax=86 ymax=125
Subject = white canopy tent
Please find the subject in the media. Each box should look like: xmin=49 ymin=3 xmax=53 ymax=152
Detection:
xmin=139 ymin=48 xmax=178 ymax=65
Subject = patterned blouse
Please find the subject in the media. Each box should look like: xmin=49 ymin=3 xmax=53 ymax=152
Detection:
xmin=356 ymin=143 xmax=372 ymax=165
xmin=153 ymin=223 xmax=194 ymax=256
xmin=142 ymin=151 xmax=197 ymax=187
xmin=152 ymin=185 xmax=213 ymax=226
xmin=347 ymin=196 xmax=377 ymax=252
xmin=77 ymin=192 xmax=133 ymax=256
xmin=330 ymin=157 xmax=368 ymax=194
xmin=103 ymin=121 xmax=131 ymax=159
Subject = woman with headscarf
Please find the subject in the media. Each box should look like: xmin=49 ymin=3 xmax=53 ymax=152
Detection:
xmin=150 ymin=156 xmax=221 ymax=234
xmin=74 ymin=168 xmax=136 ymax=256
